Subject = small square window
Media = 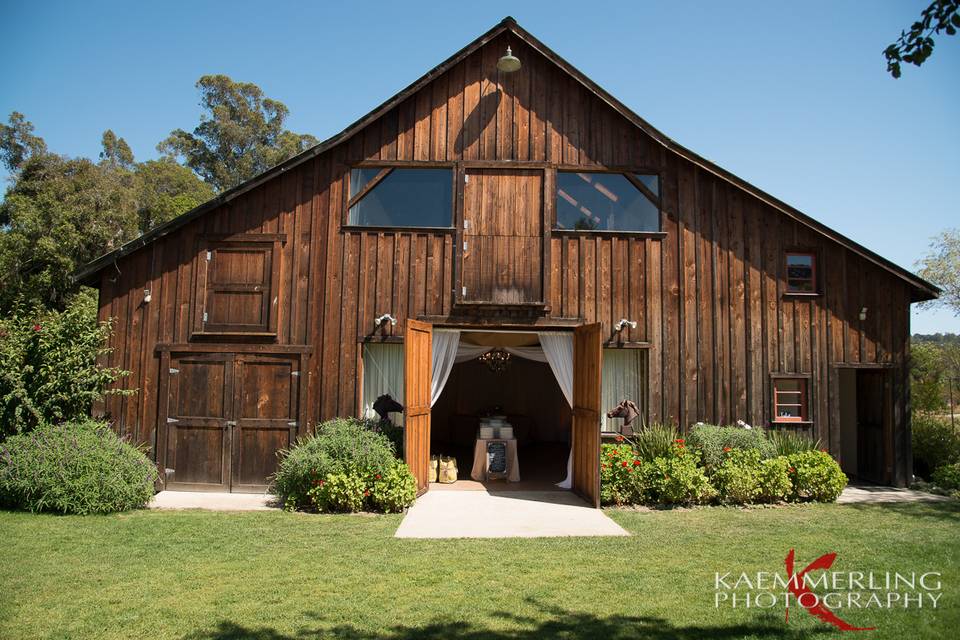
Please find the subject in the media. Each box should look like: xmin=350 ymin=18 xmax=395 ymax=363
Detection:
xmin=773 ymin=377 xmax=808 ymax=423
xmin=785 ymin=253 xmax=817 ymax=293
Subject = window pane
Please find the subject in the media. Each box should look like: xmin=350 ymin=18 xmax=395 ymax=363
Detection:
xmin=601 ymin=349 xmax=645 ymax=432
xmin=773 ymin=378 xmax=806 ymax=421
xmin=786 ymin=254 xmax=815 ymax=292
xmin=776 ymin=378 xmax=802 ymax=392
xmin=348 ymin=168 xmax=453 ymax=227
xmin=636 ymin=174 xmax=659 ymax=197
xmin=362 ymin=343 xmax=404 ymax=426
xmin=556 ymin=172 xmax=660 ymax=232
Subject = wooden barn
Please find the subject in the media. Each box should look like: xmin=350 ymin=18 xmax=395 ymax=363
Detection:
xmin=78 ymin=18 xmax=938 ymax=506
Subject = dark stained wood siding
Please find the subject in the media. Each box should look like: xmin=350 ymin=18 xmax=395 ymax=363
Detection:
xmin=96 ymin=32 xmax=917 ymax=487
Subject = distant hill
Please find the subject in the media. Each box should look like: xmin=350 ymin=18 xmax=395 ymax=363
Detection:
xmin=913 ymin=333 xmax=960 ymax=345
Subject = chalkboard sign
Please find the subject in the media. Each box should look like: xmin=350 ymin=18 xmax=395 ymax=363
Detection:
xmin=487 ymin=441 xmax=507 ymax=475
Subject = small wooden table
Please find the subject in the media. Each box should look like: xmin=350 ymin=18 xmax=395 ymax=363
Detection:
xmin=470 ymin=438 xmax=521 ymax=482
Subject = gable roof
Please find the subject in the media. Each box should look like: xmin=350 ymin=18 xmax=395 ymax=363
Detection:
xmin=76 ymin=17 xmax=940 ymax=302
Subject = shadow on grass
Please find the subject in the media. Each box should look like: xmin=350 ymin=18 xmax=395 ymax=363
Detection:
xmin=185 ymin=605 xmax=829 ymax=640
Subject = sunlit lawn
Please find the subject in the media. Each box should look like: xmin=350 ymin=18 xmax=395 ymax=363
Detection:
xmin=1 ymin=501 xmax=958 ymax=639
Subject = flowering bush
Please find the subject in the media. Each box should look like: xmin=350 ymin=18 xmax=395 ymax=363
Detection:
xmin=273 ymin=417 xmax=397 ymax=510
xmin=786 ymin=450 xmax=847 ymax=502
xmin=0 ymin=419 xmax=157 ymax=514
xmin=371 ymin=458 xmax=417 ymax=513
xmin=308 ymin=470 xmax=367 ymax=513
xmin=638 ymin=441 xmax=716 ymax=505
xmin=600 ymin=443 xmax=643 ymax=505
xmin=687 ymin=424 xmax=775 ymax=469
xmin=711 ymin=448 xmax=761 ymax=505
xmin=756 ymin=456 xmax=793 ymax=503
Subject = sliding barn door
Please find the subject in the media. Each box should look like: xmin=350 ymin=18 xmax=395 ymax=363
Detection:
xmin=573 ymin=323 xmax=602 ymax=507
xmin=461 ymin=169 xmax=543 ymax=304
xmin=404 ymin=320 xmax=432 ymax=494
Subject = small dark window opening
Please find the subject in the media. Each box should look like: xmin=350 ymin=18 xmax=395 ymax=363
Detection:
xmin=347 ymin=167 xmax=453 ymax=228
xmin=773 ymin=377 xmax=808 ymax=423
xmin=555 ymin=172 xmax=660 ymax=232
xmin=785 ymin=252 xmax=817 ymax=293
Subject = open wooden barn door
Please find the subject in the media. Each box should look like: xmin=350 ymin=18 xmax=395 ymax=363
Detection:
xmin=404 ymin=320 xmax=432 ymax=494
xmin=573 ymin=323 xmax=602 ymax=507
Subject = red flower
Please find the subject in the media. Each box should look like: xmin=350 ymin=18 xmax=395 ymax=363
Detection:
xmin=789 ymin=467 xmax=796 ymax=473
xmin=621 ymin=461 xmax=628 ymax=467
xmin=364 ymin=490 xmax=370 ymax=497
xmin=602 ymin=463 xmax=608 ymax=469
xmin=375 ymin=474 xmax=381 ymax=480
xmin=633 ymin=459 xmax=641 ymax=466
xmin=626 ymin=467 xmax=633 ymax=473
xmin=820 ymin=449 xmax=828 ymax=453
xmin=32 ymin=324 xmax=42 ymax=332
xmin=723 ymin=447 xmax=732 ymax=453
xmin=615 ymin=435 xmax=624 ymax=443
xmin=675 ymin=438 xmax=685 ymax=444
xmin=318 ymin=480 xmax=325 ymax=486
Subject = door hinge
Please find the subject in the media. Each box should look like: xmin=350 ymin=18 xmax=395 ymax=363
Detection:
xmin=169 ymin=368 xmax=179 ymax=374
xmin=206 ymin=250 xmax=212 ymax=261
xmin=463 ymin=241 xmax=468 ymax=251
xmin=166 ymin=417 xmax=179 ymax=423
xmin=225 ymin=421 xmax=237 ymax=427
xmin=291 ymin=371 xmax=300 ymax=377
xmin=202 ymin=311 xmax=208 ymax=323
xmin=464 ymin=219 xmax=470 ymax=230
xmin=462 ymin=286 xmax=467 ymax=297
xmin=287 ymin=421 xmax=298 ymax=427
xmin=464 ymin=174 xmax=469 ymax=183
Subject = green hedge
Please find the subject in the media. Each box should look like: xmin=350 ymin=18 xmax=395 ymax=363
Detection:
xmin=912 ymin=413 xmax=960 ymax=479
xmin=0 ymin=419 xmax=157 ymax=514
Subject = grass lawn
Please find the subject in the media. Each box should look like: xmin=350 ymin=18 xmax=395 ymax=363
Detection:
xmin=1 ymin=501 xmax=958 ymax=639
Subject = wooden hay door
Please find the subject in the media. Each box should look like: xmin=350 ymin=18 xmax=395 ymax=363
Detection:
xmin=573 ymin=323 xmax=602 ymax=507
xmin=404 ymin=320 xmax=432 ymax=494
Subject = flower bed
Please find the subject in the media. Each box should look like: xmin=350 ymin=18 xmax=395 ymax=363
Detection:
xmin=600 ymin=425 xmax=846 ymax=507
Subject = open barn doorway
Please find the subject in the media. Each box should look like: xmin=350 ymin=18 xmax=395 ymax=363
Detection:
xmin=430 ymin=331 xmax=572 ymax=491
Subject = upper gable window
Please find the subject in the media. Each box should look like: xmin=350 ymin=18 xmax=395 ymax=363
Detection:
xmin=555 ymin=172 xmax=660 ymax=232
xmin=785 ymin=252 xmax=817 ymax=293
xmin=347 ymin=167 xmax=453 ymax=228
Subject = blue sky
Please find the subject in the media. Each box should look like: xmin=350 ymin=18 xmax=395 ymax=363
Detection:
xmin=2 ymin=0 xmax=958 ymax=332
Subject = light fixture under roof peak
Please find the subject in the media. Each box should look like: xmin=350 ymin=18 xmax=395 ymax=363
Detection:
xmin=497 ymin=46 xmax=521 ymax=73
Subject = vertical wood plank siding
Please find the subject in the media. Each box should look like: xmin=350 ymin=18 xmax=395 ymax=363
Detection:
xmin=96 ymin=33 xmax=915 ymax=485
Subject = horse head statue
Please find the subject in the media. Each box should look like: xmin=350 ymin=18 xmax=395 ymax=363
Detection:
xmin=373 ymin=394 xmax=404 ymax=423
xmin=605 ymin=399 xmax=641 ymax=437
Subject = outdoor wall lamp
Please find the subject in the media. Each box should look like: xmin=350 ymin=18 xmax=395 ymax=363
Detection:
xmin=859 ymin=307 xmax=868 ymax=321
xmin=143 ymin=289 xmax=152 ymax=304
xmin=374 ymin=314 xmax=397 ymax=330
xmin=497 ymin=46 xmax=521 ymax=72
xmin=615 ymin=318 xmax=637 ymax=332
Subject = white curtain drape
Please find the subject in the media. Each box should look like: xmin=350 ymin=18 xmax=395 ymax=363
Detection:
xmin=454 ymin=343 xmax=491 ymax=363
xmin=362 ymin=343 xmax=404 ymax=425
xmin=538 ymin=332 xmax=575 ymax=489
xmin=601 ymin=349 xmax=644 ymax=432
xmin=431 ymin=330 xmax=460 ymax=407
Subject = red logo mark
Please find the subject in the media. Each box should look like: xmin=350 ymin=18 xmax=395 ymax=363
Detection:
xmin=784 ymin=549 xmax=876 ymax=631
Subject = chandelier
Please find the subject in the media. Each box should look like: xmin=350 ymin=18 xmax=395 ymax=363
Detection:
xmin=478 ymin=348 xmax=512 ymax=373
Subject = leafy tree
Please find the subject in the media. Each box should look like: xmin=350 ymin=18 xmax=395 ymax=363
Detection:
xmin=133 ymin=158 xmax=214 ymax=231
xmin=884 ymin=0 xmax=960 ymax=78
xmin=0 ymin=112 xmax=47 ymax=174
xmin=918 ymin=228 xmax=960 ymax=316
xmin=159 ymin=74 xmax=318 ymax=192
xmin=911 ymin=341 xmax=947 ymax=412
xmin=98 ymin=130 xmax=134 ymax=170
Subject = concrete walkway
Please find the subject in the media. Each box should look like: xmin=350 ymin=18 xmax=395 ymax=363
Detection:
xmin=150 ymin=491 xmax=279 ymax=511
xmin=394 ymin=490 xmax=629 ymax=538
xmin=837 ymin=485 xmax=953 ymax=504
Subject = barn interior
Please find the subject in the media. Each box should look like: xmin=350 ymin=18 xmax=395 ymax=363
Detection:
xmin=429 ymin=331 xmax=571 ymax=488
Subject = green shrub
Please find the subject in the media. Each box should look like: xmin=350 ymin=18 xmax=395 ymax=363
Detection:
xmin=273 ymin=417 xmax=397 ymax=510
xmin=768 ymin=429 xmax=821 ymax=457
xmin=0 ymin=419 xmax=157 ymax=514
xmin=631 ymin=423 xmax=680 ymax=463
xmin=757 ymin=456 xmax=793 ymax=503
xmin=912 ymin=413 xmax=960 ymax=479
xmin=600 ymin=443 xmax=643 ymax=505
xmin=371 ymin=458 xmax=417 ymax=513
xmin=931 ymin=463 xmax=960 ymax=491
xmin=687 ymin=424 xmax=775 ymax=470
xmin=787 ymin=450 xmax=847 ymax=502
xmin=308 ymin=471 xmax=366 ymax=513
xmin=711 ymin=448 xmax=761 ymax=505
xmin=363 ymin=418 xmax=404 ymax=459
xmin=0 ymin=290 xmax=131 ymax=439
xmin=638 ymin=442 xmax=716 ymax=505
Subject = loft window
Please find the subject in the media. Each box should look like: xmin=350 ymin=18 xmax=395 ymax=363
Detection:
xmin=773 ymin=377 xmax=809 ymax=423
xmin=555 ymin=172 xmax=660 ymax=232
xmin=347 ymin=167 xmax=453 ymax=228
xmin=785 ymin=252 xmax=817 ymax=293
